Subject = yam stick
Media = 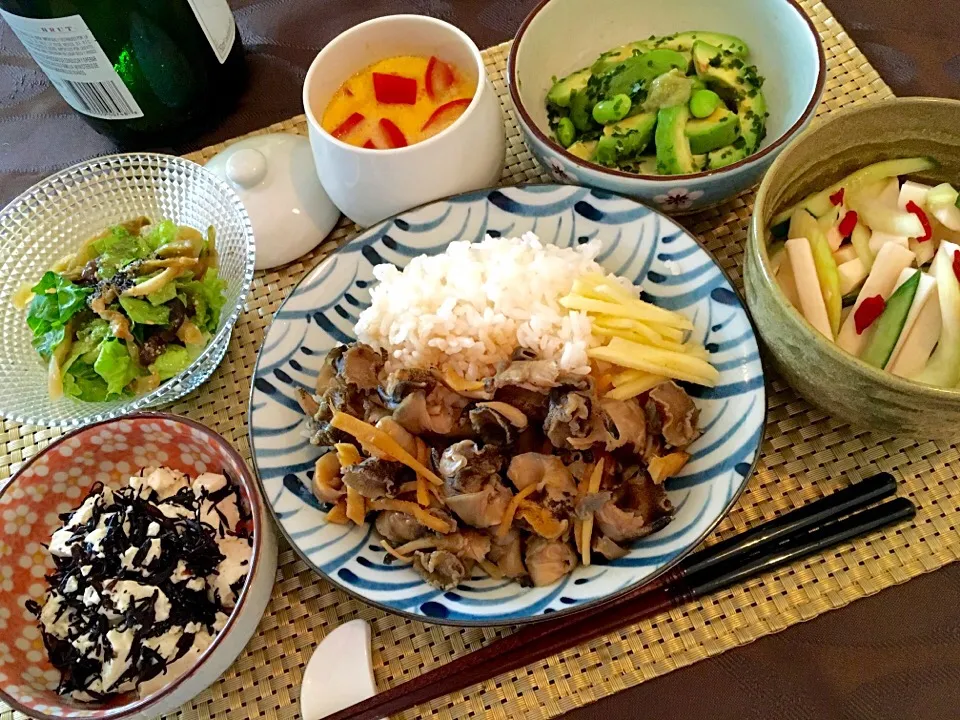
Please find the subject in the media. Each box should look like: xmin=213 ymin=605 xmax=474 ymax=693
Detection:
xmin=605 ymin=374 xmax=667 ymax=400
xmin=560 ymin=294 xmax=693 ymax=330
xmin=327 ymin=501 xmax=349 ymax=525
xmin=478 ymin=559 xmax=504 ymax=579
xmin=496 ymin=484 xmax=538 ymax=538
xmin=335 ymin=442 xmax=362 ymax=466
xmin=380 ymin=540 xmax=414 ymax=564
xmin=416 ymin=438 xmax=431 ymax=507
xmin=581 ymin=459 xmax=605 ymax=567
xmin=330 ymin=411 xmax=443 ymax=485
xmin=345 ymin=487 xmax=366 ymax=525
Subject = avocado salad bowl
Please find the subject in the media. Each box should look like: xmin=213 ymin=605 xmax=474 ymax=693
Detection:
xmin=508 ymin=0 xmax=826 ymax=213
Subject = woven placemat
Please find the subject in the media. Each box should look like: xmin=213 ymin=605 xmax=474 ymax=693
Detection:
xmin=6 ymin=3 xmax=952 ymax=720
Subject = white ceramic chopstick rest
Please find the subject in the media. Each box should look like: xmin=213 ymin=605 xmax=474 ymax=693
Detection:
xmin=299 ymin=619 xmax=385 ymax=720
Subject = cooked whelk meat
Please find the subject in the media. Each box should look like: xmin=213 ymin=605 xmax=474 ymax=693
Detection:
xmin=475 ymin=401 xmax=528 ymax=429
xmin=525 ymin=536 xmax=577 ymax=587
xmin=438 ymin=441 xmax=512 ymax=528
xmin=493 ymin=386 xmax=551 ymax=423
xmin=507 ymin=453 xmax=574 ymax=492
xmin=390 ymin=392 xmax=433 ymax=434
xmin=468 ymin=403 xmax=525 ymax=445
xmin=649 ymin=380 xmax=701 ymax=448
xmin=389 ymin=385 xmax=469 ymax=436
xmin=315 ymin=346 xmax=340 ymax=394
xmin=594 ymin=467 xmax=674 ymax=542
xmin=438 ymin=441 xmax=503 ymax=494
xmin=543 ymin=389 xmax=593 ymax=447
xmin=492 ymin=359 xmax=561 ymax=392
xmin=380 ymin=368 xmax=471 ymax=435
xmin=381 ymin=367 xmax=434 ymax=401
xmin=341 ymin=458 xmax=407 ymax=499
xmin=592 ymin=534 xmax=629 ymax=560
xmin=334 ymin=343 xmax=384 ymax=390
xmin=445 ymin=479 xmax=513 ymax=528
xmin=506 ymin=453 xmax=578 ymax=512
xmin=296 ymin=387 xmax=320 ymax=417
xmin=574 ymin=491 xmax=612 ymax=519
xmin=303 ymin=344 xmax=389 ymax=446
xmin=413 ymin=550 xmax=466 ymax=590
xmin=438 ymin=529 xmax=493 ymax=561
xmin=489 ymin=528 xmax=526 ymax=578
xmin=375 ymin=511 xmax=426 ymax=545
xmin=600 ymin=398 xmax=646 ymax=451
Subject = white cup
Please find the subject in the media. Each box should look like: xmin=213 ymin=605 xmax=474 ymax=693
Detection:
xmin=303 ymin=15 xmax=506 ymax=227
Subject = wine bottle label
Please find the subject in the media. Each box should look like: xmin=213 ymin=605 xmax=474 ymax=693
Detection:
xmin=186 ymin=0 xmax=237 ymax=65
xmin=0 ymin=11 xmax=145 ymax=121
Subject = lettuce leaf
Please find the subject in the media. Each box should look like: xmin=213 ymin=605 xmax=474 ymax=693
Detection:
xmin=63 ymin=318 xmax=110 ymax=371
xmin=92 ymin=226 xmax=152 ymax=278
xmin=178 ymin=268 xmax=227 ymax=333
xmin=63 ymin=362 xmax=110 ymax=402
xmin=119 ymin=296 xmax=170 ymax=325
xmin=26 ymin=272 xmax=92 ymax=358
xmin=142 ymin=220 xmax=178 ymax=251
xmin=148 ymin=282 xmax=178 ymax=306
xmin=93 ymin=339 xmax=139 ymax=396
xmin=34 ymin=326 xmax=66 ymax=359
xmin=149 ymin=345 xmax=192 ymax=380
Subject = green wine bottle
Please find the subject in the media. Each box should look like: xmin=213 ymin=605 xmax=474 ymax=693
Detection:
xmin=0 ymin=0 xmax=246 ymax=147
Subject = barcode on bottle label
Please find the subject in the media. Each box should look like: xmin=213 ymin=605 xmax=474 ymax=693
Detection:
xmin=0 ymin=10 xmax=144 ymax=120
xmin=53 ymin=79 xmax=139 ymax=118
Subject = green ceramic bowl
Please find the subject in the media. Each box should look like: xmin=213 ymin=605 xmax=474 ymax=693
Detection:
xmin=745 ymin=97 xmax=960 ymax=439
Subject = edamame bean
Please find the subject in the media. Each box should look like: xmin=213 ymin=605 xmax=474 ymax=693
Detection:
xmin=689 ymin=89 xmax=721 ymax=118
xmin=592 ymin=93 xmax=632 ymax=124
xmin=555 ymin=117 xmax=577 ymax=147
xmin=690 ymin=77 xmax=707 ymax=92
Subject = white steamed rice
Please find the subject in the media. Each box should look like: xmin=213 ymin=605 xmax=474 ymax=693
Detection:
xmin=354 ymin=232 xmax=636 ymax=381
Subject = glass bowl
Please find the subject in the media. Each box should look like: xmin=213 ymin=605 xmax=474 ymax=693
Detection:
xmin=0 ymin=154 xmax=255 ymax=427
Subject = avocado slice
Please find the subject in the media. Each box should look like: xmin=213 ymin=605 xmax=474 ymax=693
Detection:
xmin=704 ymin=90 xmax=767 ymax=169
xmin=650 ymin=31 xmax=749 ymax=58
xmin=634 ymin=155 xmax=659 ymax=175
xmin=547 ymin=67 xmax=591 ymax=109
xmin=591 ymin=42 xmax=647 ymax=74
xmin=600 ymin=49 xmax=689 ymax=99
xmin=692 ymin=40 xmax=760 ymax=102
xmin=567 ymin=139 xmax=598 ymax=161
xmin=655 ymin=105 xmax=696 ymax=175
xmin=685 ymin=105 xmax=740 ymax=154
xmin=568 ymin=89 xmax=597 ymax=132
xmin=596 ymin=111 xmax=657 ymax=165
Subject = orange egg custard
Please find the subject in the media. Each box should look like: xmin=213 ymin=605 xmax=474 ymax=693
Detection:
xmin=321 ymin=55 xmax=477 ymax=149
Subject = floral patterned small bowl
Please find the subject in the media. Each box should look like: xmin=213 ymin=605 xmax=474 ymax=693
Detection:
xmin=508 ymin=0 xmax=826 ymax=213
xmin=0 ymin=413 xmax=277 ymax=720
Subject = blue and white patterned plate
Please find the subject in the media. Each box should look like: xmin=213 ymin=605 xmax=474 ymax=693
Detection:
xmin=249 ymin=185 xmax=765 ymax=626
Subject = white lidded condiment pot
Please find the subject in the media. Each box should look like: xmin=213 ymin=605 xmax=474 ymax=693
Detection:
xmin=206 ymin=133 xmax=340 ymax=270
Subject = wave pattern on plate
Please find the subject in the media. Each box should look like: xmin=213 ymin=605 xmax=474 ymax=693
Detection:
xmin=249 ymin=185 xmax=765 ymax=625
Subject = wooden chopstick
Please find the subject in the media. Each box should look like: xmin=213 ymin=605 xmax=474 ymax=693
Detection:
xmin=317 ymin=474 xmax=912 ymax=720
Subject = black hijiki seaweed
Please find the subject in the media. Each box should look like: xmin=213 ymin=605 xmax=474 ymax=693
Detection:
xmin=29 ymin=469 xmax=252 ymax=700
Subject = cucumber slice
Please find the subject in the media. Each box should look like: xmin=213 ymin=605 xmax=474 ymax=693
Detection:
xmin=860 ymin=270 xmax=922 ymax=368
xmin=771 ymin=157 xmax=938 ymax=228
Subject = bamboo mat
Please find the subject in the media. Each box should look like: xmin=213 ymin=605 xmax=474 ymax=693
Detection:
xmin=7 ymin=2 xmax=958 ymax=719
